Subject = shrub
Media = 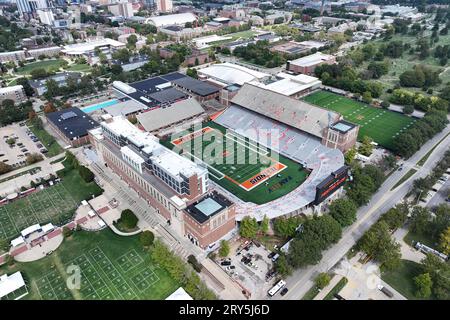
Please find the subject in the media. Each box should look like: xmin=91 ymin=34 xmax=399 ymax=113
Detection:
xmin=219 ymin=240 xmax=230 ymax=257
xmin=120 ymin=209 xmax=138 ymax=229
xmin=315 ymin=272 xmax=331 ymax=289
xmin=62 ymin=226 xmax=73 ymax=238
xmin=25 ymin=153 xmax=43 ymax=165
xmin=187 ymin=254 xmax=203 ymax=273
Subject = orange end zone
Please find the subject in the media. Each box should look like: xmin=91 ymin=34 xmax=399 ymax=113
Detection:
xmin=240 ymin=162 xmax=286 ymax=191
xmin=171 ymin=127 xmax=214 ymax=145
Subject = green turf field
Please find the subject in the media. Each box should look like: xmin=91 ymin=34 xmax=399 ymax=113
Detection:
xmin=0 ymin=229 xmax=179 ymax=300
xmin=162 ymin=122 xmax=309 ymax=204
xmin=303 ymin=91 xmax=417 ymax=150
xmin=0 ymin=161 xmax=102 ymax=243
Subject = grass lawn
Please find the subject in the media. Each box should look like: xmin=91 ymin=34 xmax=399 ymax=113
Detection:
xmin=27 ymin=121 xmax=63 ymax=157
xmin=65 ymin=63 xmax=92 ymax=73
xmin=302 ymin=286 xmax=321 ymax=300
xmin=403 ymin=230 xmax=438 ymax=250
xmin=161 ymin=121 xmax=309 ymax=204
xmin=16 ymin=59 xmax=65 ymax=75
xmin=0 ymin=160 xmax=102 ymax=243
xmin=303 ymin=90 xmax=416 ymax=150
xmin=0 ymin=229 xmax=180 ymax=300
xmin=381 ymin=260 xmax=424 ymax=300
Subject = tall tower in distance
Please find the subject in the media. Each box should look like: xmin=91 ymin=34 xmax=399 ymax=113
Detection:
xmin=155 ymin=0 xmax=172 ymax=13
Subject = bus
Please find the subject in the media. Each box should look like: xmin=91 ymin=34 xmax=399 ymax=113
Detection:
xmin=268 ymin=280 xmax=286 ymax=297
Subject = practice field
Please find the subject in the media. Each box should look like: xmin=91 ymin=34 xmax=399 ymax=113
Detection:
xmin=164 ymin=122 xmax=309 ymax=204
xmin=0 ymin=229 xmax=179 ymax=300
xmin=303 ymin=91 xmax=417 ymax=150
xmin=0 ymin=161 xmax=102 ymax=243
xmin=0 ymin=183 xmax=76 ymax=242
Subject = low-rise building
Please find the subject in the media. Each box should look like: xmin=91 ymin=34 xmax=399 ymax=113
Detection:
xmin=287 ymin=52 xmax=336 ymax=75
xmin=0 ymin=85 xmax=27 ymax=105
xmin=171 ymin=77 xmax=220 ymax=103
xmin=46 ymin=108 xmax=99 ymax=147
xmin=28 ymin=72 xmax=82 ymax=96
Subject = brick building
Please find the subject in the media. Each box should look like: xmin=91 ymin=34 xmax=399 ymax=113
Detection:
xmin=322 ymin=120 xmax=359 ymax=153
xmin=287 ymin=52 xmax=336 ymax=75
xmin=89 ymin=116 xmax=236 ymax=248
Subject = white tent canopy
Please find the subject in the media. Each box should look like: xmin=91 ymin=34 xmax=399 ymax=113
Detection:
xmin=0 ymin=272 xmax=27 ymax=299
xmin=20 ymin=224 xmax=41 ymax=238
xmin=10 ymin=236 xmax=25 ymax=247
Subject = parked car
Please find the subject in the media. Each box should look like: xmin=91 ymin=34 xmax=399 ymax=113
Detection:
xmin=40 ymin=148 xmax=48 ymax=153
xmin=280 ymin=288 xmax=289 ymax=296
xmin=220 ymin=260 xmax=231 ymax=266
xmin=36 ymin=143 xmax=43 ymax=148
xmin=377 ymin=285 xmax=393 ymax=298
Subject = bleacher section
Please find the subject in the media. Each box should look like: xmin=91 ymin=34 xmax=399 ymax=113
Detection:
xmin=214 ymin=105 xmax=344 ymax=221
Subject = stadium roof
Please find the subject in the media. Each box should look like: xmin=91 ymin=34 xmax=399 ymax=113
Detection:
xmin=46 ymin=107 xmax=99 ymax=140
xmin=198 ymin=62 xmax=269 ymax=86
xmin=145 ymin=13 xmax=197 ymax=27
xmin=136 ymin=98 xmax=205 ymax=132
xmin=231 ymin=83 xmax=340 ymax=138
xmin=172 ymin=77 xmax=220 ymax=97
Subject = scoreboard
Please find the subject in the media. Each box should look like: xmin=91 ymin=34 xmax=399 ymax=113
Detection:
xmin=314 ymin=166 xmax=349 ymax=205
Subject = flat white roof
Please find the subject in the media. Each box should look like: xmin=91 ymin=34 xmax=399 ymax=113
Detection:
xmin=41 ymin=223 xmax=55 ymax=233
xmin=249 ymin=73 xmax=321 ymax=96
xmin=198 ymin=62 xmax=269 ymax=85
xmin=0 ymin=272 xmax=26 ymax=299
xmin=62 ymin=38 xmax=125 ymax=55
xmin=145 ymin=13 xmax=197 ymax=27
xmin=165 ymin=287 xmax=193 ymax=300
xmin=0 ymin=85 xmax=24 ymax=94
xmin=289 ymin=52 xmax=335 ymax=67
xmin=10 ymin=236 xmax=25 ymax=247
xmin=21 ymin=224 xmax=41 ymax=237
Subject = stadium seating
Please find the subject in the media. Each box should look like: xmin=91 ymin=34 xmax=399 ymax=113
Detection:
xmin=214 ymin=105 xmax=344 ymax=221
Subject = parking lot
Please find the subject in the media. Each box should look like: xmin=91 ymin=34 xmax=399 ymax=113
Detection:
xmin=0 ymin=123 xmax=48 ymax=169
xmin=217 ymin=239 xmax=277 ymax=299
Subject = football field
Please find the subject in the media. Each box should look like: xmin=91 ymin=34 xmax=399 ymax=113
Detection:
xmin=303 ymin=91 xmax=416 ymax=150
xmin=165 ymin=122 xmax=309 ymax=204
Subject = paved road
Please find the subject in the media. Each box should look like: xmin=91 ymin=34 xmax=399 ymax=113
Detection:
xmin=275 ymin=123 xmax=450 ymax=300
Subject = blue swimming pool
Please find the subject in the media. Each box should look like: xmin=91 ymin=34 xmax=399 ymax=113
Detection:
xmin=81 ymin=99 xmax=119 ymax=113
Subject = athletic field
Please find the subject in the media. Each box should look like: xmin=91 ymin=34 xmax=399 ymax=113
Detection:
xmin=164 ymin=122 xmax=309 ymax=204
xmin=303 ymin=91 xmax=416 ymax=150
xmin=0 ymin=229 xmax=179 ymax=300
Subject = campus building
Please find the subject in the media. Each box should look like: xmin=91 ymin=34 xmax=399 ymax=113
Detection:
xmin=88 ymin=116 xmax=236 ymax=248
xmin=46 ymin=108 xmax=99 ymax=147
xmin=287 ymin=52 xmax=336 ymax=75
xmin=0 ymin=86 xmax=27 ymax=105
xmin=321 ymin=120 xmax=359 ymax=153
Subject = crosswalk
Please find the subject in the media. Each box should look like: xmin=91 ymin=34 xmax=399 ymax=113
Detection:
xmin=90 ymin=162 xmax=190 ymax=259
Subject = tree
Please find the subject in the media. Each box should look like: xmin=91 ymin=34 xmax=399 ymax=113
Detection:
xmin=0 ymin=162 xmax=12 ymax=174
xmin=420 ymin=254 xmax=450 ymax=300
xmin=16 ymin=77 xmax=34 ymax=97
xmin=110 ymin=64 xmax=123 ymax=75
xmin=362 ymin=91 xmax=373 ymax=104
xmin=62 ymin=226 xmax=73 ymax=238
xmin=380 ymin=203 xmax=409 ymax=230
xmin=239 ymin=216 xmax=258 ymax=239
xmin=275 ymin=254 xmax=292 ymax=277
xmin=439 ymin=226 xmax=450 ymax=255
xmin=273 ymin=216 xmax=303 ymax=238
xmin=219 ymin=240 xmax=230 ymax=257
xmin=30 ymin=68 xmax=48 ymax=79
xmin=414 ymin=273 xmax=433 ymax=299
xmin=26 ymin=153 xmax=43 ymax=165
xmin=260 ymin=215 xmax=269 ymax=235
xmin=315 ymin=272 xmax=331 ymax=289
xmin=344 ymin=147 xmax=357 ymax=165
xmin=120 ymin=209 xmax=138 ymax=229
xmin=126 ymin=34 xmax=138 ymax=49
xmin=140 ymin=230 xmax=154 ymax=247
xmin=187 ymin=254 xmax=202 ymax=272
xmin=409 ymin=206 xmax=430 ymax=235
xmin=381 ymin=101 xmax=390 ymax=109
xmin=403 ymin=105 xmax=414 ymax=115
xmin=43 ymin=102 xmax=56 ymax=113
xmin=328 ymin=198 xmax=357 ymax=227
xmin=358 ymin=136 xmax=373 ymax=156
xmin=186 ymin=68 xmax=198 ymax=79
xmin=78 ymin=165 xmax=95 ymax=183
